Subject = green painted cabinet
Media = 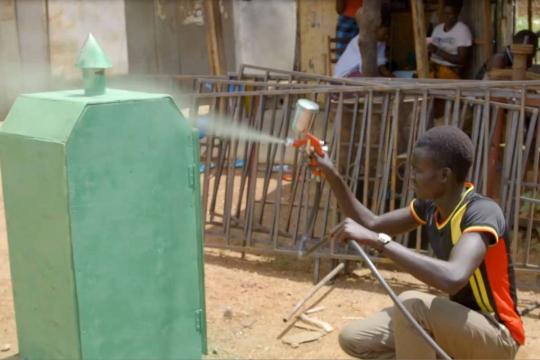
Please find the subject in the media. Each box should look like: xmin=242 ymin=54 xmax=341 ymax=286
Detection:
xmin=0 ymin=89 xmax=207 ymax=359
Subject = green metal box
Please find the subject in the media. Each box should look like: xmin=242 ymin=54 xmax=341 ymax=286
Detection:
xmin=0 ymin=89 xmax=207 ymax=359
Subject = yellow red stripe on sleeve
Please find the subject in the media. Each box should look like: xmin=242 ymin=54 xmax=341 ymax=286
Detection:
xmin=409 ymin=200 xmax=426 ymax=225
xmin=463 ymin=226 xmax=499 ymax=246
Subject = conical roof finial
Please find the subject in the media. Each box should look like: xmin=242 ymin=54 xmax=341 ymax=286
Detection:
xmin=76 ymin=33 xmax=112 ymax=69
xmin=76 ymin=34 xmax=112 ymax=96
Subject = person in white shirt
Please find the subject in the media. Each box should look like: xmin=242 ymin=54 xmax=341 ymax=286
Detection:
xmin=334 ymin=20 xmax=392 ymax=78
xmin=427 ymin=1 xmax=472 ymax=79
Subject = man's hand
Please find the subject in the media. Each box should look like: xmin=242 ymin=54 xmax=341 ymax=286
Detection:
xmin=313 ymin=151 xmax=336 ymax=175
xmin=330 ymin=218 xmax=380 ymax=250
xmin=428 ymin=43 xmax=438 ymax=53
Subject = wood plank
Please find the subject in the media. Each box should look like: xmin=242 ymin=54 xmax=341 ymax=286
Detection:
xmin=203 ymin=0 xmax=225 ymax=75
xmin=175 ymin=0 xmax=209 ymax=74
xmin=153 ymin=0 xmax=182 ymax=74
xmin=410 ymin=0 xmax=429 ymax=78
xmin=528 ymin=0 xmax=533 ymax=31
xmin=298 ymin=0 xmax=335 ymax=74
xmin=483 ymin=0 xmax=493 ymax=60
xmin=124 ymin=0 xmax=158 ymax=73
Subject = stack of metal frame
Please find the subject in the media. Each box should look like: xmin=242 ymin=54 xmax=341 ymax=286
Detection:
xmin=172 ymin=65 xmax=540 ymax=274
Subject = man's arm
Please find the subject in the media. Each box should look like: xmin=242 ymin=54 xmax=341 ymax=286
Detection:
xmin=487 ymin=52 xmax=510 ymax=71
xmin=332 ymin=219 xmax=489 ymax=294
xmin=429 ymin=44 xmax=470 ymax=67
xmin=378 ymin=65 xmax=394 ymax=77
xmin=316 ymin=152 xmax=418 ymax=235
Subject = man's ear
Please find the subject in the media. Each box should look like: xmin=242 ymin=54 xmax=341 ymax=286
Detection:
xmin=440 ymin=167 xmax=452 ymax=182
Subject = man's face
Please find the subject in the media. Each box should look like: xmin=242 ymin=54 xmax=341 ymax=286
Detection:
xmin=410 ymin=147 xmax=446 ymax=200
xmin=442 ymin=6 xmax=458 ymax=27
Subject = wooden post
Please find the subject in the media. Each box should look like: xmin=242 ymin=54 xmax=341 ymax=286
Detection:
xmin=528 ymin=0 xmax=533 ymax=31
xmin=203 ymin=0 xmax=226 ymax=75
xmin=357 ymin=0 xmax=381 ymax=76
xmin=483 ymin=0 xmax=493 ymax=60
xmin=410 ymin=0 xmax=429 ymax=78
xmin=511 ymin=44 xmax=534 ymax=80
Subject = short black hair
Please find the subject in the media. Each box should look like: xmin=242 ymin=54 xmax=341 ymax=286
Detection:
xmin=514 ymin=30 xmax=539 ymax=51
xmin=414 ymin=126 xmax=474 ymax=183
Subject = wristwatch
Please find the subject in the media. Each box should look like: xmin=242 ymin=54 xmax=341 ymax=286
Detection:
xmin=377 ymin=233 xmax=392 ymax=249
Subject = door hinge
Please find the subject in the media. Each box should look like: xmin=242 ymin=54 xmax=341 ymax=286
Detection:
xmin=195 ymin=309 xmax=203 ymax=332
xmin=188 ymin=164 xmax=195 ymax=189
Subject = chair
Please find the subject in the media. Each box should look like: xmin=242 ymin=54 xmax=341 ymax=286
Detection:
xmin=326 ymin=36 xmax=339 ymax=76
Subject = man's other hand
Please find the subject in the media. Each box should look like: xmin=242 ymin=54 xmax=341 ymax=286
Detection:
xmin=330 ymin=218 xmax=379 ymax=249
xmin=313 ymin=151 xmax=336 ymax=175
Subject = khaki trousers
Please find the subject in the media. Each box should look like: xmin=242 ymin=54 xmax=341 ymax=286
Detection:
xmin=339 ymin=290 xmax=519 ymax=359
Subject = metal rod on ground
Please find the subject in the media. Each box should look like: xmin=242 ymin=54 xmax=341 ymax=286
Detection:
xmin=283 ymin=262 xmax=345 ymax=323
xmin=348 ymin=240 xmax=452 ymax=360
xmin=277 ymin=286 xmax=335 ymax=340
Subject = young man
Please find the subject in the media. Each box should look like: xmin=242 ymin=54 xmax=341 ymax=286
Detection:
xmin=428 ymin=1 xmax=472 ymax=79
xmin=315 ymin=126 xmax=524 ymax=359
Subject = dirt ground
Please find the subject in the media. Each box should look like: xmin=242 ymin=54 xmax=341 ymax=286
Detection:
xmin=1 ymin=198 xmax=540 ymax=359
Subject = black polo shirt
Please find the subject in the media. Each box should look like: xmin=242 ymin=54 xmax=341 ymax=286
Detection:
xmin=410 ymin=184 xmax=525 ymax=345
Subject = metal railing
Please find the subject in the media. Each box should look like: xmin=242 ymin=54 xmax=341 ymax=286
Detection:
xmin=168 ymin=67 xmax=540 ymax=273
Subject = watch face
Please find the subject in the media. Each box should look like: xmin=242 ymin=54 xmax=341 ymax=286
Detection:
xmin=379 ymin=233 xmax=392 ymax=244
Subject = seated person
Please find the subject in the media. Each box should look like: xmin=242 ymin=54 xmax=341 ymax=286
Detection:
xmin=428 ymin=0 xmax=472 ymax=79
xmin=333 ymin=11 xmax=392 ymax=78
xmin=476 ymin=30 xmax=539 ymax=79
xmin=335 ymin=0 xmax=364 ymax=60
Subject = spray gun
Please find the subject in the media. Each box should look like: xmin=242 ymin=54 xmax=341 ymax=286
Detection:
xmin=285 ymin=99 xmax=327 ymax=178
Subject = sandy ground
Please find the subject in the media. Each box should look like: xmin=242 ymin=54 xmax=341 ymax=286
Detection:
xmin=0 ymin=193 xmax=540 ymax=359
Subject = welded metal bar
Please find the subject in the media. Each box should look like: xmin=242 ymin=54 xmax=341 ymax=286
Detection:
xmin=236 ymin=94 xmax=260 ymax=220
xmin=481 ymin=90 xmax=491 ymax=194
xmin=522 ymin=111 xmax=540 ymax=266
xmin=345 ymin=94 xmax=361 ymax=184
xmin=443 ymin=99 xmax=452 ymax=125
xmin=223 ymin=95 xmax=244 ymax=244
xmin=470 ymin=104 xmax=482 ymax=184
xmin=512 ymin=89 xmax=527 ymax=260
xmin=292 ymin=164 xmax=309 ymax=245
xmin=373 ymin=94 xmax=391 ymax=212
xmin=351 ymin=93 xmax=370 ymax=196
xmin=520 ymin=110 xmax=539 ymax=179
xmin=389 ymin=90 xmax=401 ymax=211
xmin=257 ymin=96 xmax=280 ymax=225
xmin=283 ymin=262 xmax=345 ymax=323
xmin=272 ymin=94 xmax=292 ymax=249
xmin=452 ymin=88 xmax=461 ymax=126
xmin=363 ymin=91 xmax=374 ymax=206
xmin=501 ymin=111 xmax=519 ymax=214
xmin=244 ymin=94 xmax=266 ymax=247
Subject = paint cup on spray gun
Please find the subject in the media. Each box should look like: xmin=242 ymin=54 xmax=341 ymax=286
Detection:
xmin=291 ymin=99 xmax=319 ymax=140
xmin=286 ymin=99 xmax=328 ymax=179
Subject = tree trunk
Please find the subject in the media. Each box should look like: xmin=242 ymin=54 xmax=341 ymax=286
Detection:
xmin=357 ymin=0 xmax=381 ymax=77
